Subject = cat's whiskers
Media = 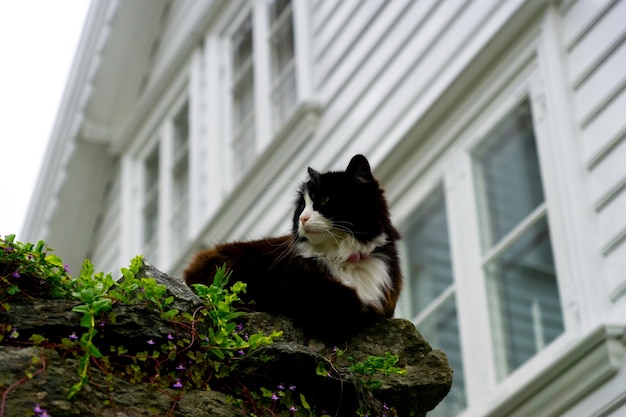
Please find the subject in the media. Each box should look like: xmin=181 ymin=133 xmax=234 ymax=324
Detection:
xmin=267 ymin=235 xmax=299 ymax=269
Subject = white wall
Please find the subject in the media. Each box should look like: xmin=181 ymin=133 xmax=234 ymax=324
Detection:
xmin=560 ymin=0 xmax=626 ymax=310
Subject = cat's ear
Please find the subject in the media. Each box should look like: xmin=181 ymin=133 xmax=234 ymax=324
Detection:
xmin=346 ymin=154 xmax=374 ymax=184
xmin=307 ymin=167 xmax=321 ymax=184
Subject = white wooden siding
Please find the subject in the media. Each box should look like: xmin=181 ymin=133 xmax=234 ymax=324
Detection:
xmin=561 ymin=0 xmax=626 ymax=298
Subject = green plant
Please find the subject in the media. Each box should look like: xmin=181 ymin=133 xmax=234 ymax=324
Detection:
xmin=235 ymin=383 xmax=331 ymax=417
xmin=0 ymin=234 xmax=72 ymax=309
xmin=317 ymin=348 xmax=406 ymax=390
xmin=67 ymin=259 xmax=119 ymax=398
xmin=1 ymin=235 xmax=281 ymax=408
xmin=348 ymin=352 xmax=406 ymax=390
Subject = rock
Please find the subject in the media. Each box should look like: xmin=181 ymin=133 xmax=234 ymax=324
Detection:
xmin=234 ymin=313 xmax=452 ymax=417
xmin=0 ymin=261 xmax=452 ymax=416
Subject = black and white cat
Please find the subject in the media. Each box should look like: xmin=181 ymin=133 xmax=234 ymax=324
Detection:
xmin=184 ymin=155 xmax=402 ymax=339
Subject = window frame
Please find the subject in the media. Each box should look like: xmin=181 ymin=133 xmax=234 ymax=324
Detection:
xmin=222 ymin=0 xmax=313 ymax=181
xmin=398 ymin=179 xmax=468 ymax=416
xmin=393 ymin=38 xmax=586 ymax=414
xmin=457 ymin=71 xmax=573 ymax=391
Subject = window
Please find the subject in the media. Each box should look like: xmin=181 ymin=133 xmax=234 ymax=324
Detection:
xmin=472 ymin=99 xmax=564 ymax=379
xmin=404 ymin=188 xmax=467 ymax=416
xmin=231 ymin=14 xmax=256 ymax=175
xmin=269 ymin=0 xmax=297 ymax=129
xmin=227 ymin=0 xmax=305 ymax=178
xmin=143 ymin=146 xmax=160 ymax=264
xmin=171 ymin=102 xmax=190 ymax=249
xmin=400 ymin=93 xmax=569 ymax=415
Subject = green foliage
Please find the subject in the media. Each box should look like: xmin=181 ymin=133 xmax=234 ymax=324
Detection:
xmin=0 ymin=234 xmax=73 ymax=307
xmin=348 ymin=352 xmax=407 ymax=390
xmin=236 ymin=383 xmax=331 ymax=417
xmin=318 ymin=348 xmax=407 ymax=390
xmin=1 ymin=235 xmax=406 ymax=416
xmin=0 ymin=235 xmax=281 ymax=406
xmin=191 ymin=269 xmax=282 ymax=377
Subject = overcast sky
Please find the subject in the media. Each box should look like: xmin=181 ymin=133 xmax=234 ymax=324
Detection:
xmin=0 ymin=1 xmax=90 ymax=239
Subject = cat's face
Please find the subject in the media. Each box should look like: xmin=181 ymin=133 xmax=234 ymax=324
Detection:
xmin=292 ymin=155 xmax=389 ymax=245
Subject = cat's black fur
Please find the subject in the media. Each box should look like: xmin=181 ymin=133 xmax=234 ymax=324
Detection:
xmin=184 ymin=155 xmax=402 ymax=340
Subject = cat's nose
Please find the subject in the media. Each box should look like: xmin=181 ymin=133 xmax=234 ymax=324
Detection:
xmin=300 ymin=213 xmax=310 ymax=225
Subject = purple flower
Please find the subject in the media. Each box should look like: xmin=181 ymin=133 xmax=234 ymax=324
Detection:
xmin=235 ymin=323 xmax=243 ymax=332
xmin=147 ymin=338 xmax=155 ymax=345
xmin=33 ymin=404 xmax=51 ymax=417
xmin=243 ymin=333 xmax=249 ymax=341
xmin=69 ymin=332 xmax=78 ymax=341
xmin=332 ymin=346 xmax=338 ymax=353
xmin=237 ymin=350 xmax=246 ymax=356
xmin=9 ymin=329 xmax=18 ymax=339
xmin=172 ymin=378 xmax=183 ymax=389
xmin=277 ymin=383 xmax=285 ymax=390
xmin=288 ymin=384 xmax=296 ymax=391
xmin=12 ymin=270 xmax=20 ymax=278
xmin=167 ymin=333 xmax=174 ymax=340
xmin=176 ymin=363 xmax=186 ymax=370
xmin=64 ymin=264 xmax=71 ymax=274
xmin=383 ymin=403 xmax=389 ymax=410
xmin=98 ymin=320 xmax=105 ymax=327
xmin=289 ymin=406 xmax=298 ymax=414
xmin=271 ymin=393 xmax=279 ymax=401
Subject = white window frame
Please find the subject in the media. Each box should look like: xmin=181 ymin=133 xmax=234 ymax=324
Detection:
xmin=397 ymin=177 xmax=468 ymax=416
xmin=392 ymin=30 xmax=591 ymax=415
xmin=221 ymin=0 xmax=314 ymax=181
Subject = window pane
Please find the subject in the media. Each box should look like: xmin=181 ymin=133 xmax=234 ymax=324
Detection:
xmin=405 ymin=188 xmax=466 ymax=415
xmin=269 ymin=0 xmax=290 ymax=21
xmin=270 ymin=0 xmax=297 ymax=128
xmin=232 ymin=18 xmax=253 ymax=70
xmin=143 ymin=147 xmax=159 ymax=264
xmin=474 ymin=100 xmax=544 ymax=249
xmin=172 ymin=102 xmax=189 ymax=249
xmin=406 ymin=189 xmax=453 ymax=316
xmin=486 ymin=216 xmax=564 ymax=376
xmin=234 ymin=70 xmax=255 ymax=124
xmin=273 ymin=16 xmax=294 ymax=74
xmin=232 ymin=15 xmax=255 ymax=175
xmin=275 ymin=67 xmax=297 ymax=128
xmin=173 ymin=102 xmax=189 ymax=151
xmin=420 ymin=296 xmax=467 ymax=416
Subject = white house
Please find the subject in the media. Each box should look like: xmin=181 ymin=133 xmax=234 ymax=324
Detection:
xmin=22 ymin=0 xmax=626 ymax=415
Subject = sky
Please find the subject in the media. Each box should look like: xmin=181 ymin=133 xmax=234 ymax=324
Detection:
xmin=0 ymin=1 xmax=90 ymax=239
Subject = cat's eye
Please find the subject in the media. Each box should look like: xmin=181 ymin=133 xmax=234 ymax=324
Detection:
xmin=320 ymin=196 xmax=330 ymax=206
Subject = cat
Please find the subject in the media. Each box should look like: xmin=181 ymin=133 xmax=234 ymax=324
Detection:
xmin=184 ymin=154 xmax=402 ymax=340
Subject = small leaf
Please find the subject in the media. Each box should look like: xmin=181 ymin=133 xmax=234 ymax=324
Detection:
xmin=45 ymin=254 xmax=64 ymax=267
xmin=80 ymin=313 xmax=93 ymax=328
xmin=316 ymin=362 xmax=329 ymax=377
xmin=300 ymin=393 xmax=311 ymax=410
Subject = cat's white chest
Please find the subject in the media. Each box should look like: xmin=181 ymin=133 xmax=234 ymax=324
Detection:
xmin=326 ymin=255 xmax=390 ymax=309
xmin=296 ymin=232 xmax=391 ymax=309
